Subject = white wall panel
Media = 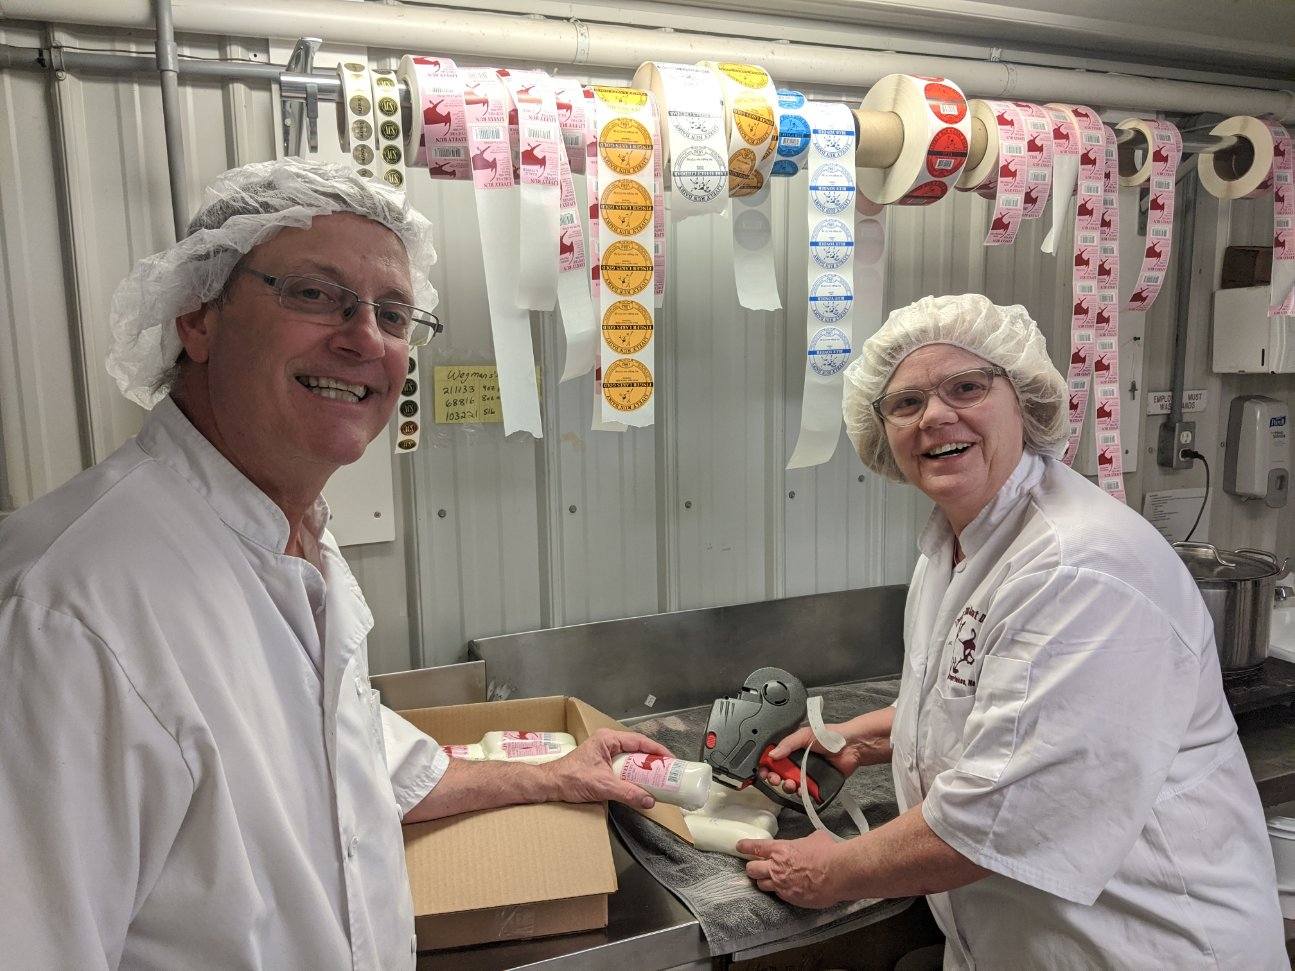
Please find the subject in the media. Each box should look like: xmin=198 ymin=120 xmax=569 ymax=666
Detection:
xmin=6 ymin=22 xmax=1291 ymax=675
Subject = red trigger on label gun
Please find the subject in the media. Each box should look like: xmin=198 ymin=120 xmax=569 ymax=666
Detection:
xmin=759 ymin=745 xmax=821 ymax=801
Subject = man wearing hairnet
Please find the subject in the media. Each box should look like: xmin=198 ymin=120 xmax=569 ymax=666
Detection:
xmin=738 ymin=295 xmax=1284 ymax=967
xmin=0 ymin=158 xmax=670 ymax=969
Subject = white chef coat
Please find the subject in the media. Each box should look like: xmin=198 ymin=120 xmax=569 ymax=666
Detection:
xmin=0 ymin=397 xmax=450 ymax=970
xmin=892 ymin=450 xmax=1286 ymax=970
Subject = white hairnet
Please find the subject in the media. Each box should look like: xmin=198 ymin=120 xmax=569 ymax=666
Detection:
xmin=843 ymin=293 xmax=1067 ymax=481
xmin=106 ymin=157 xmax=438 ymax=408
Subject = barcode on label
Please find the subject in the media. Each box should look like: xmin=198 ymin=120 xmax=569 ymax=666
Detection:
xmin=525 ymin=125 xmax=552 ymax=142
xmin=431 ymin=147 xmax=465 ymax=159
xmin=1082 ymin=132 xmax=1103 ymax=144
xmin=1150 ymin=226 xmax=1170 ymax=238
xmin=1004 ymin=143 xmax=1025 ymax=156
xmin=1000 ymin=195 xmax=1022 ymax=208
xmin=473 ymin=125 xmax=503 ymax=141
xmin=1028 ymin=170 xmax=1049 ymax=182
xmin=666 ymin=761 xmax=685 ymax=787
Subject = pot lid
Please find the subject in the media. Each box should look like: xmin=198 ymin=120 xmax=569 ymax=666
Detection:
xmin=1173 ymin=543 xmax=1283 ymax=581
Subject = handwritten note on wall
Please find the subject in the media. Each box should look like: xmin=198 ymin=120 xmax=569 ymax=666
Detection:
xmin=433 ymin=366 xmax=540 ymax=424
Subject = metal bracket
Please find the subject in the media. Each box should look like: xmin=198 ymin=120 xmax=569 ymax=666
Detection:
xmin=282 ymin=36 xmax=322 ymax=157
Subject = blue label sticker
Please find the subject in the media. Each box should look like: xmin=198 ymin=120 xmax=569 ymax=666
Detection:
xmin=777 ymin=89 xmax=806 ymax=110
xmin=777 ymin=112 xmax=811 ymax=160
xmin=807 ymin=325 xmax=852 ymax=376
xmin=808 ymin=273 xmax=854 ymax=324
xmin=809 ymin=162 xmax=855 ymax=215
xmin=809 ymin=218 xmax=854 ymax=269
xmin=771 ymin=158 xmax=802 ymax=178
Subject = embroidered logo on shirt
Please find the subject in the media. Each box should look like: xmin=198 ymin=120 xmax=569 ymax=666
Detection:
xmin=945 ymin=605 xmax=986 ymax=689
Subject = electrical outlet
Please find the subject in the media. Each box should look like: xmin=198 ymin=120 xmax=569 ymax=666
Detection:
xmin=1157 ymin=419 xmax=1197 ymax=470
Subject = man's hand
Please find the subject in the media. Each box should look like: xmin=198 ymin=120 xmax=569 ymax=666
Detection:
xmin=760 ymin=707 xmax=894 ymax=794
xmin=541 ymin=728 xmax=672 ymax=810
xmin=737 ymin=831 xmax=845 ymax=908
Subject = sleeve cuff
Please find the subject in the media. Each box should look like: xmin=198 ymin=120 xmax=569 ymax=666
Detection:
xmin=921 ymin=797 xmax=1103 ymax=906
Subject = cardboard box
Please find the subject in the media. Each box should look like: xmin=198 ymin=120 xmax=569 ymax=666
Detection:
xmin=398 ymin=696 xmax=691 ymax=951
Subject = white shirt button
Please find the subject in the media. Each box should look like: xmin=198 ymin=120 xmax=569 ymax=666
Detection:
xmin=347 ymin=836 xmax=359 ymax=859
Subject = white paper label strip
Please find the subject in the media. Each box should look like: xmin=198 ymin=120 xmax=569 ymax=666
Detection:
xmin=704 ymin=61 xmax=782 ymax=311
xmin=555 ymin=123 xmax=596 ymax=382
xmin=1013 ymin=101 xmax=1054 ymax=220
xmin=1118 ymin=119 xmax=1181 ymax=314
xmin=857 ymin=74 xmax=970 ymax=207
xmin=1095 ymin=126 xmax=1125 ymax=501
xmin=369 ymin=69 xmax=406 ymax=192
xmin=462 ymin=67 xmax=542 ymax=438
xmin=633 ymin=62 xmax=728 ymax=218
xmin=649 ymin=95 xmax=667 ymax=308
xmin=552 ymin=78 xmax=590 ymax=175
xmin=394 ymin=352 xmax=422 ymax=454
xmin=788 ymin=101 xmax=858 ymax=470
xmin=591 ymin=86 xmax=657 ymax=427
xmin=498 ymin=70 xmax=562 ymax=312
xmin=1262 ymin=117 xmax=1295 ymax=316
xmin=399 ymin=55 xmax=469 ymax=180
xmin=800 ymin=695 xmax=872 ymax=841
xmin=772 ymin=89 xmax=811 ymax=177
xmin=336 ymin=61 xmax=378 ymax=180
xmin=958 ymin=99 xmax=1026 ymax=245
xmin=1041 ymin=105 xmax=1081 ymax=254
xmin=853 ymin=194 xmax=889 ymax=346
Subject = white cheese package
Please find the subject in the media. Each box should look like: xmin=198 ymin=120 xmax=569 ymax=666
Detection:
xmin=611 ymin=753 xmax=712 ymax=811
xmin=856 ymin=74 xmax=970 ymax=207
xmin=788 ymin=100 xmax=857 ymax=470
xmin=633 ymin=61 xmax=728 ymax=218
xmin=1118 ymin=118 xmax=1181 ymax=314
xmin=590 ymin=85 xmax=658 ymax=427
xmin=703 ymin=60 xmax=782 ymax=311
xmin=1198 ymin=114 xmax=1295 ymax=316
xmin=683 ymin=784 xmax=781 ymax=859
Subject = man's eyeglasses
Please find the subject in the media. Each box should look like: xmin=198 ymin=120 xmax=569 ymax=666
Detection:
xmin=872 ymin=366 xmax=1008 ymax=426
xmin=237 ymin=267 xmax=443 ymax=347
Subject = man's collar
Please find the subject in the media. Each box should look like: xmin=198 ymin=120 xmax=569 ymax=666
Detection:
xmin=136 ymin=397 xmax=331 ymax=553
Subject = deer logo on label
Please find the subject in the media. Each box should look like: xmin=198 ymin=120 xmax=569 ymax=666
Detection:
xmin=1153 ymin=144 xmax=1172 ymax=165
xmin=1100 ymin=209 xmax=1113 ymax=231
xmin=413 ymin=57 xmax=441 ymax=69
xmin=423 ymin=100 xmax=454 ymax=134
xmin=462 ymin=84 xmax=486 ymax=107
xmin=520 ymin=143 xmax=548 ymax=170
xmin=1077 ymin=199 xmax=1095 ymax=220
xmin=1130 ymin=287 xmax=1152 ymax=305
xmin=1052 ymin=124 xmax=1071 ymax=145
xmin=1073 ymin=297 xmax=1090 ymax=317
xmin=1081 ymin=148 xmax=1099 ymax=168
xmin=1075 ymin=249 xmax=1092 ymax=269
xmin=1024 ymin=187 xmax=1041 ymax=207
xmin=1145 ymin=241 xmax=1164 ymax=260
xmin=1070 ymin=393 xmax=1082 ymax=411
xmin=999 ymin=159 xmax=1019 ymax=181
xmin=556 ymin=99 xmax=574 ymax=124
xmin=1098 ymin=447 xmax=1117 ymax=469
xmin=1096 ymin=307 xmax=1113 ymax=328
xmin=559 ymin=232 xmax=576 ymax=259
xmin=945 ymin=605 xmax=986 ymax=689
xmin=996 ymin=110 xmax=1017 ymax=130
xmin=1095 ymin=354 xmax=1112 ymax=374
xmin=427 ymin=160 xmax=458 ymax=178
xmin=1150 ymin=194 xmax=1167 ymax=213
xmin=1027 ymin=134 xmax=1046 ymax=154
xmin=1097 ymin=400 xmax=1113 ymax=421
xmin=1098 ymin=260 xmax=1113 ymax=280
xmin=1274 ymin=140 xmax=1287 ymax=162
xmin=991 ymin=212 xmax=1015 ymax=234
xmin=1071 ymin=345 xmax=1088 ymax=367
xmin=471 ymin=146 xmax=499 ymax=176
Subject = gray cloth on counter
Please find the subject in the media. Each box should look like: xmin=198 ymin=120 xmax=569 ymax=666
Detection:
xmin=610 ymin=677 xmax=906 ymax=957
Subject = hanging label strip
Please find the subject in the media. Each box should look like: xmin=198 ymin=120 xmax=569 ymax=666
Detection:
xmin=369 ymin=69 xmax=406 ymax=192
xmin=395 ymin=352 xmax=422 ymax=453
xmin=336 ymin=61 xmax=378 ymax=180
xmin=399 ymin=55 xmax=468 ymax=180
xmin=957 ymin=99 xmax=1027 ymax=245
xmin=591 ymin=86 xmax=657 ymax=427
xmin=1052 ymin=104 xmax=1106 ymax=469
xmin=555 ymin=117 xmax=597 ymax=382
xmin=461 ymin=67 xmax=542 ymax=437
xmin=788 ymin=101 xmax=857 ymax=470
xmin=1041 ymin=104 xmax=1082 ymax=254
xmin=649 ymin=95 xmax=667 ymax=308
xmin=703 ymin=61 xmax=782 ymax=311
xmin=582 ymin=85 xmax=624 ymax=432
xmin=633 ymin=62 xmax=728 ymax=218
xmin=1117 ymin=119 xmax=1181 ymax=313
xmin=853 ymin=194 xmax=889 ymax=346
xmin=1095 ymin=126 xmax=1125 ymax=501
xmin=1012 ymin=101 xmax=1054 ymax=220
xmin=856 ymin=74 xmax=970 ymax=207
xmin=498 ymin=70 xmax=562 ymax=312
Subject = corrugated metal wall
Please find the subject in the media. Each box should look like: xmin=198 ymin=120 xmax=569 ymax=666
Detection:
xmin=3 ymin=22 xmax=1292 ymax=675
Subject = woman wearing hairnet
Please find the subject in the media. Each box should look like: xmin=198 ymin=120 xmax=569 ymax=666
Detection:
xmin=738 ymin=294 xmax=1284 ymax=967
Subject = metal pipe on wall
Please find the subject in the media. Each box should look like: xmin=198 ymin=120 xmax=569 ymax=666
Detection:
xmin=152 ymin=0 xmax=189 ymax=240
xmin=4 ymin=0 xmax=1294 ymax=121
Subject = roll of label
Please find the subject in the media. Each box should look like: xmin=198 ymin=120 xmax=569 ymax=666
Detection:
xmin=1198 ymin=115 xmax=1294 ymax=316
xmin=462 ymin=66 xmax=542 ymax=437
xmin=583 ymin=85 xmax=624 ymax=432
xmin=1012 ymin=101 xmax=1054 ymax=220
xmin=1094 ymin=126 xmax=1125 ymax=501
xmin=856 ymin=75 xmax=970 ymax=207
xmin=399 ymin=55 xmax=468 ymax=180
xmin=632 ymin=62 xmax=728 ymax=217
xmin=958 ymin=99 xmax=1026 ymax=245
xmin=369 ymin=69 xmax=405 ymax=192
xmin=498 ymin=70 xmax=562 ymax=312
xmin=336 ymin=61 xmax=378 ymax=180
xmin=1041 ymin=104 xmax=1082 ymax=254
xmin=1117 ymin=119 xmax=1181 ymax=314
xmin=788 ymin=101 xmax=857 ymax=470
xmin=590 ymin=86 xmax=657 ymax=426
xmin=772 ymin=89 xmax=812 ymax=177
xmin=649 ymin=95 xmax=667 ymax=308
xmin=552 ymin=78 xmax=590 ymax=175
xmin=703 ymin=61 xmax=782 ymax=312
xmin=394 ymin=352 xmax=422 ymax=453
xmin=555 ymin=107 xmax=597 ymax=383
